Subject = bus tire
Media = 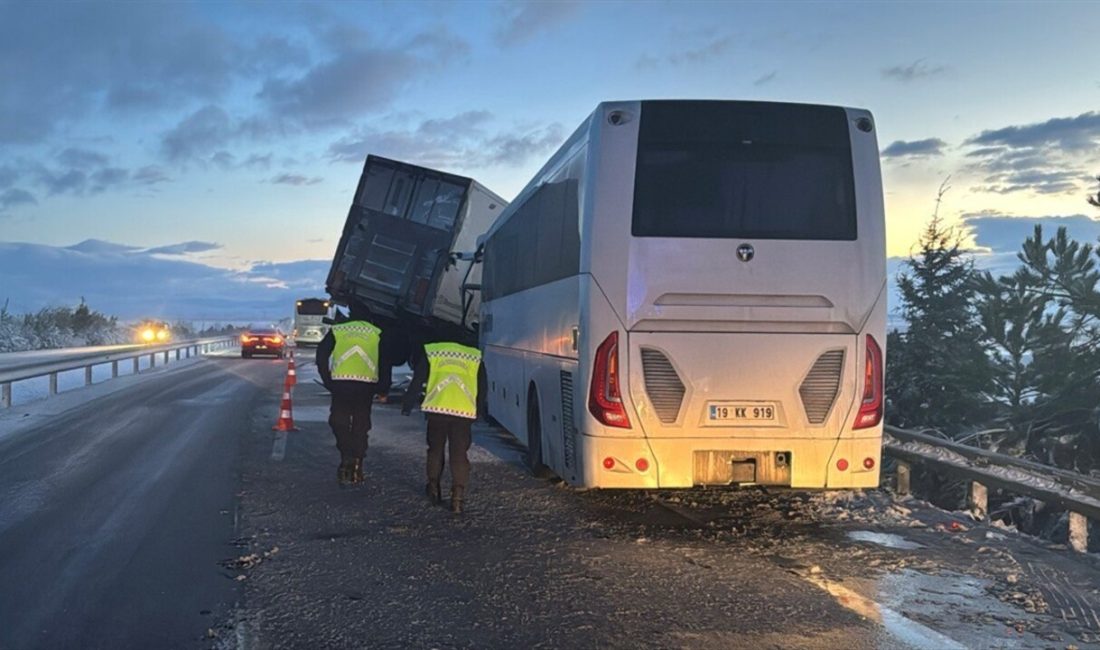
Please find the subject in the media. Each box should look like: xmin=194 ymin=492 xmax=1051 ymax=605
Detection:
xmin=526 ymin=387 xmax=553 ymax=478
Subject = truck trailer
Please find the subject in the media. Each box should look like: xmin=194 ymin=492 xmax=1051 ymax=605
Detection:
xmin=326 ymin=155 xmax=508 ymax=345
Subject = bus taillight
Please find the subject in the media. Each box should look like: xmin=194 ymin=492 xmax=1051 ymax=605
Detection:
xmin=589 ymin=331 xmax=631 ymax=429
xmin=853 ymin=334 xmax=883 ymax=429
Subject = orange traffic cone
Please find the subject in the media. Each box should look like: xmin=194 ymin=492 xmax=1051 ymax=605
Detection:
xmin=284 ymin=357 xmax=297 ymax=388
xmin=273 ymin=388 xmax=298 ymax=431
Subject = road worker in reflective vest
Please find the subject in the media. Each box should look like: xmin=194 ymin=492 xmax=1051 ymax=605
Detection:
xmin=316 ymin=302 xmax=384 ymax=486
xmin=402 ymin=339 xmax=487 ymax=513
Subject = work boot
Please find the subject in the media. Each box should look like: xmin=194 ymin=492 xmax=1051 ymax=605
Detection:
xmin=337 ymin=459 xmax=353 ymax=485
xmin=426 ymin=481 xmax=442 ymax=505
xmin=450 ymin=487 xmax=465 ymax=514
xmin=349 ymin=458 xmax=364 ymax=485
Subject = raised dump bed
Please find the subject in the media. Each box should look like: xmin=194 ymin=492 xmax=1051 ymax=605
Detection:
xmin=326 ymin=155 xmax=507 ymax=334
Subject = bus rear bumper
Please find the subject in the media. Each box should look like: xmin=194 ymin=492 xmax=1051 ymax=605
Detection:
xmin=580 ymin=434 xmax=881 ymax=489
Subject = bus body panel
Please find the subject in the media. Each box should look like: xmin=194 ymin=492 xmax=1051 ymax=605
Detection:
xmin=586 ymin=102 xmax=885 ymax=337
xmin=625 ymin=331 xmax=859 ymax=438
xmin=483 ymin=344 xmax=527 ymax=444
xmin=577 ymin=434 xmax=880 ymax=489
xmin=525 ymin=353 xmax=579 ymax=482
xmin=481 ymin=275 xmax=581 ymax=359
xmin=481 ymin=99 xmax=886 ymax=490
xmin=573 ymin=284 xmax=887 ymax=489
xmin=483 ymin=344 xmax=581 ymax=483
xmin=482 ymin=274 xmax=583 ymax=479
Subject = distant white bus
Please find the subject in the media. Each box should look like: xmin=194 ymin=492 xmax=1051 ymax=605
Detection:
xmin=292 ymin=297 xmax=332 ymax=346
xmin=479 ymin=100 xmax=886 ymax=489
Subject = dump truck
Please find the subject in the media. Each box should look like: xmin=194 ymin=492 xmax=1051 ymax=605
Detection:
xmin=326 ymin=155 xmax=507 ymax=347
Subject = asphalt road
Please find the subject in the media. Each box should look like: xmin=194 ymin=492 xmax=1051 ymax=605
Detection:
xmin=2 ymin=352 xmax=1100 ymax=649
xmin=226 ymin=362 xmax=1100 ymax=650
xmin=0 ymin=350 xmax=286 ymax=649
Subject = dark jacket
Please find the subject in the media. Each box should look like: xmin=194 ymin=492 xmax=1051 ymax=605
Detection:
xmin=402 ymin=351 xmax=488 ymax=420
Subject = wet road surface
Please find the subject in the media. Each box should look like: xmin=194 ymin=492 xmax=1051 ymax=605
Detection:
xmin=2 ymin=350 xmax=1098 ymax=648
xmin=0 ymin=350 xmax=285 ymax=649
xmin=225 ymin=361 xmax=1100 ymax=649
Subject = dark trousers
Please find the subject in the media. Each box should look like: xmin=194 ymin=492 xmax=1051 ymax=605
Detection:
xmin=329 ymin=382 xmax=375 ymax=460
xmin=426 ymin=415 xmax=473 ymax=490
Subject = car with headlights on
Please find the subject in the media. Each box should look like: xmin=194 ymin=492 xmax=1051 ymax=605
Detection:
xmin=240 ymin=328 xmax=286 ymax=358
xmin=136 ymin=321 xmax=171 ymax=344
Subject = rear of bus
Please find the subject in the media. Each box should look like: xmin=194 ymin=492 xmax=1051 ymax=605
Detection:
xmin=293 ymin=298 xmax=331 ymax=346
xmin=580 ymin=100 xmax=885 ymax=489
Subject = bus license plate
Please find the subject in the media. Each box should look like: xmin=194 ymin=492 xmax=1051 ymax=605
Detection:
xmin=708 ymin=403 xmax=777 ymax=423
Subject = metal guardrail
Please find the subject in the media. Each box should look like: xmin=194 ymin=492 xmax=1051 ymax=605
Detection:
xmin=884 ymin=424 xmax=1099 ymax=553
xmin=0 ymin=336 xmax=238 ymax=408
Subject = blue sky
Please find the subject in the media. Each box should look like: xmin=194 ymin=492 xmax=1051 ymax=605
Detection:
xmin=1 ymin=1 xmax=1099 ymax=319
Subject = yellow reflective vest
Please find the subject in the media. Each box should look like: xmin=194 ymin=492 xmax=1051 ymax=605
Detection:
xmin=422 ymin=342 xmax=481 ymax=419
xmin=330 ymin=321 xmax=381 ymax=383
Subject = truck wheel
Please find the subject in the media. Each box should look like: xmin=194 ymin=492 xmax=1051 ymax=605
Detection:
xmin=241 ymin=350 xmax=251 ymax=359
xmin=526 ymin=388 xmax=553 ymax=478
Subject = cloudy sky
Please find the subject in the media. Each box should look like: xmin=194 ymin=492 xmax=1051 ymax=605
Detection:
xmin=1 ymin=1 xmax=1099 ymax=319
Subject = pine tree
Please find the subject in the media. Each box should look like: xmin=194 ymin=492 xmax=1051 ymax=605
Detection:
xmin=1011 ymin=225 xmax=1100 ymax=470
xmin=886 ymin=181 xmax=993 ymax=430
xmin=973 ymin=268 xmax=1048 ymax=430
xmin=72 ymin=298 xmax=93 ymax=334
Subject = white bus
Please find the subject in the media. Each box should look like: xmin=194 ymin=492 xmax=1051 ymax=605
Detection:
xmin=479 ymin=100 xmax=886 ymax=489
xmin=292 ymin=297 xmax=332 ymax=346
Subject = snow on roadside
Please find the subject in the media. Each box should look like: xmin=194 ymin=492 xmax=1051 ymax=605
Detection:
xmin=0 ymin=305 xmax=129 ymax=353
xmin=7 ymin=356 xmax=155 ymax=407
xmin=885 ymin=433 xmax=1100 ymax=510
xmin=0 ymin=349 xmax=229 ymax=441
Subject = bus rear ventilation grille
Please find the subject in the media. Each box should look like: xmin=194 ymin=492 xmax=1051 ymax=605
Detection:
xmin=641 ymin=348 xmax=685 ymax=424
xmin=799 ymin=349 xmax=845 ymax=424
xmin=560 ymin=371 xmax=576 ymax=469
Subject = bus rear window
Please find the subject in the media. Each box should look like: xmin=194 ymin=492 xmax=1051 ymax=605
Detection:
xmin=632 ymin=101 xmax=857 ymax=240
xmin=296 ymin=300 xmax=328 ymax=316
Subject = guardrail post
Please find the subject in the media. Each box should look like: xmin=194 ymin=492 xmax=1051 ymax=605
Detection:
xmin=150 ymin=353 xmax=156 ymax=368
xmin=163 ymin=350 xmax=169 ymax=365
xmin=84 ymin=365 xmax=93 ymax=386
xmin=969 ymin=481 xmax=988 ymax=520
xmin=896 ymin=461 xmax=911 ymax=496
xmin=49 ymin=372 xmax=58 ymax=395
xmin=175 ymin=348 xmax=181 ymax=361
xmin=1069 ymin=512 xmax=1088 ymax=553
xmin=1 ymin=382 xmax=11 ymax=408
xmin=133 ymin=357 xmax=140 ymax=374
xmin=111 ymin=360 xmax=119 ymax=378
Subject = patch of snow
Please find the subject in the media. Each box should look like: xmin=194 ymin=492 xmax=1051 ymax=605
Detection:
xmin=847 ymin=530 xmax=924 ymax=550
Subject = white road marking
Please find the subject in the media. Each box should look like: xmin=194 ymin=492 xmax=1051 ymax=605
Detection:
xmin=271 ymin=431 xmax=288 ymax=462
xmin=288 ymin=405 xmax=329 ymax=423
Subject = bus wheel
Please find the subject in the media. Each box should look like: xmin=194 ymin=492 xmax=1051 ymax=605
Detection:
xmin=526 ymin=388 xmax=553 ymax=478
